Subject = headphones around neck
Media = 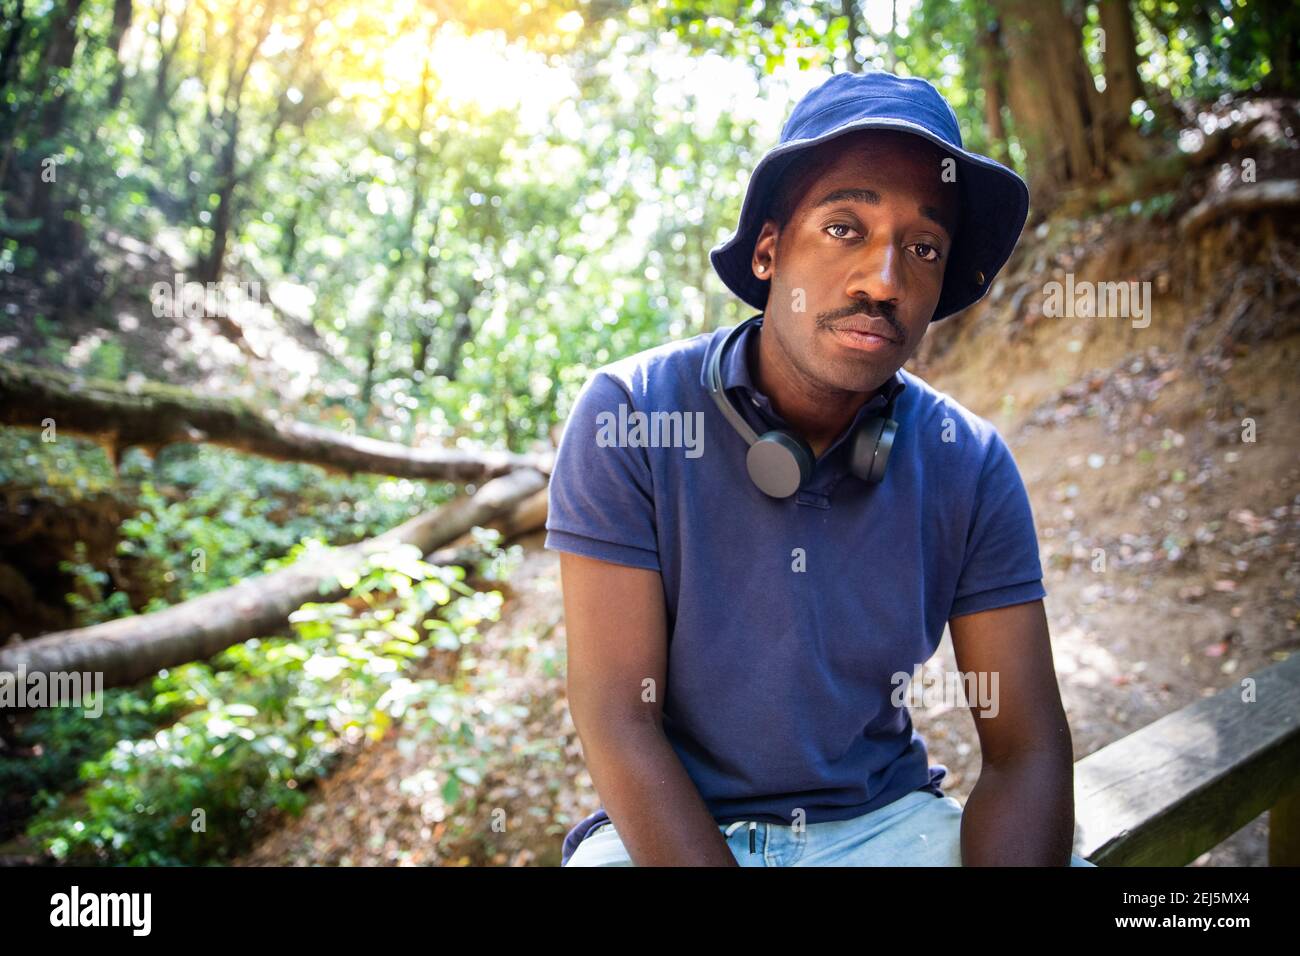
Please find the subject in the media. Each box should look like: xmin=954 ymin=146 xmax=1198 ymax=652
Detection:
xmin=705 ymin=315 xmax=901 ymax=499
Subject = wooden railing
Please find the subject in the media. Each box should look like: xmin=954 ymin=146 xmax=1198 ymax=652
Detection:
xmin=1073 ymin=652 xmax=1300 ymax=865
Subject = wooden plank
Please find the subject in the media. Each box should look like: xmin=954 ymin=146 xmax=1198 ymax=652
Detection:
xmin=1073 ymin=653 xmax=1300 ymax=866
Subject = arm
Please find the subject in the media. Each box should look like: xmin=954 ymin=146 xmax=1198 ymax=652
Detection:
xmin=560 ymin=551 xmax=738 ymax=866
xmin=949 ymin=598 xmax=1076 ymax=865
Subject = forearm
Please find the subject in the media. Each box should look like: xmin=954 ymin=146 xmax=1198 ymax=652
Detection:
xmin=960 ymin=748 xmax=1075 ymax=865
xmin=577 ymin=717 xmax=738 ymax=866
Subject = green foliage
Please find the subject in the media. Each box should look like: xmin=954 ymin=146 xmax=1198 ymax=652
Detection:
xmin=58 ymin=541 xmax=134 ymax=627
xmin=0 ymin=687 xmax=183 ymax=814
xmin=0 ymin=431 xmax=120 ymax=502
xmin=0 ymin=428 xmax=456 ymax=612
xmin=113 ymin=453 xmax=436 ymax=605
xmin=24 ymin=542 xmax=509 ymax=866
xmin=1136 ymin=0 xmax=1298 ymax=100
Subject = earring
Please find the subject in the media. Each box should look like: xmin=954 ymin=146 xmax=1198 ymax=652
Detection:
xmin=757 ymin=263 xmax=767 ymax=274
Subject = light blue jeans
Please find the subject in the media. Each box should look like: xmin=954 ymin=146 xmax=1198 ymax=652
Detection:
xmin=565 ymin=789 xmax=1096 ymax=866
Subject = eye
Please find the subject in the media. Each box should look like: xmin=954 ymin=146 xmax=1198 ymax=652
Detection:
xmin=911 ymin=242 xmax=943 ymax=262
xmin=825 ymin=223 xmax=859 ymax=241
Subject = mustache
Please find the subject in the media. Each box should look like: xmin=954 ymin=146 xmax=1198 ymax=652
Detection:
xmin=816 ymin=298 xmax=900 ymax=330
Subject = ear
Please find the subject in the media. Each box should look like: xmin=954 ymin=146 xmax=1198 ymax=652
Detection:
xmin=752 ymin=221 xmax=779 ymax=279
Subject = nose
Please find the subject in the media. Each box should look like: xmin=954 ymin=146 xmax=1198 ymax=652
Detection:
xmin=845 ymin=236 xmax=904 ymax=307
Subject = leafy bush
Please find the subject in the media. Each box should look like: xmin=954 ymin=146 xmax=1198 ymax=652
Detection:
xmin=58 ymin=541 xmax=135 ymax=627
xmin=0 ymin=688 xmax=181 ymax=812
xmin=115 ymin=446 xmax=456 ymax=605
xmin=24 ymin=542 xmax=507 ymax=866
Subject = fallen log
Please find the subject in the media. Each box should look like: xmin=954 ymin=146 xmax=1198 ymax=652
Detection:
xmin=484 ymin=486 xmax=549 ymax=540
xmin=0 ymin=360 xmax=553 ymax=481
xmin=424 ymin=491 xmax=547 ymax=567
xmin=1178 ymin=180 xmax=1300 ymax=236
xmin=431 ymin=486 xmax=549 ymax=563
xmin=0 ymin=468 xmax=548 ymax=691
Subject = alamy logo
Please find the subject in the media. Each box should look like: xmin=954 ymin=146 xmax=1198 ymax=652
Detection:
xmin=595 ymin=404 xmax=704 ymax=459
xmin=50 ymin=886 xmax=151 ymax=935
xmin=0 ymin=665 xmax=103 ymax=718
xmin=150 ymin=272 xmax=260 ymax=319
xmin=1042 ymin=272 xmax=1151 ymax=328
xmin=890 ymin=666 xmax=1000 ymax=718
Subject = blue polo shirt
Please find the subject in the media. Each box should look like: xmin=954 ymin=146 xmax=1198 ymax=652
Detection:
xmin=547 ymin=315 xmax=1046 ymax=865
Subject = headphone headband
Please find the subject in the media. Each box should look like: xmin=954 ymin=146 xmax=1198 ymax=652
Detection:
xmin=705 ymin=314 xmax=764 ymax=444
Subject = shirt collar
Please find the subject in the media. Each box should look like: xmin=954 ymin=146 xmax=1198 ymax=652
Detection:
xmin=715 ymin=315 xmax=907 ymax=450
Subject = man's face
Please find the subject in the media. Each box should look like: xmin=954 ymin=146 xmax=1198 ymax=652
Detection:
xmin=752 ymin=129 xmax=959 ymax=395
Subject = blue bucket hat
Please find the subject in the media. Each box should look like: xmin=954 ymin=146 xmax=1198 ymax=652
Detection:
xmin=709 ymin=70 xmax=1030 ymax=321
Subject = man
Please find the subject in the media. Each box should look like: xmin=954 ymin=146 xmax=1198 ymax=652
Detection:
xmin=546 ymin=71 xmax=1094 ymax=866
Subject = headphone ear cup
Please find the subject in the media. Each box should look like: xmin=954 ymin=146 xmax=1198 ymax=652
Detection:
xmin=849 ymin=416 xmax=898 ymax=484
xmin=789 ymin=432 xmax=816 ymax=484
xmin=746 ymin=430 xmax=815 ymax=498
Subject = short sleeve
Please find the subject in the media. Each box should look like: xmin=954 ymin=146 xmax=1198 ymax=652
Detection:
xmin=949 ymin=430 xmax=1046 ymax=619
xmin=544 ymin=370 xmax=661 ymax=572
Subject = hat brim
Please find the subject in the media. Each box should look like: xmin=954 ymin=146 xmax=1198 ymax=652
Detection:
xmin=709 ymin=117 xmax=1030 ymax=321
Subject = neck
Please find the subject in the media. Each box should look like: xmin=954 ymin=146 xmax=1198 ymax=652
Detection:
xmin=750 ymin=321 xmax=882 ymax=459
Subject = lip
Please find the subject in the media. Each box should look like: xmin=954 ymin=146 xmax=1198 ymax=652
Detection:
xmin=829 ymin=326 xmax=899 ymax=352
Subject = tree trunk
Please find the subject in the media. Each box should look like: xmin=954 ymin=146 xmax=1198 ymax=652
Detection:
xmin=24 ymin=0 xmax=84 ymax=230
xmin=1097 ymin=0 xmax=1141 ymax=122
xmin=0 ymin=468 xmax=549 ymax=690
xmin=0 ymin=0 xmax=26 ymax=95
xmin=106 ymin=0 xmax=132 ymax=107
xmin=144 ymin=1 xmax=189 ymax=149
xmin=1261 ymin=0 xmax=1299 ymax=95
xmin=0 ymin=359 xmax=554 ymax=480
xmin=993 ymin=0 xmax=1102 ymax=207
xmin=436 ymin=284 xmax=478 ymax=382
xmin=196 ymin=0 xmax=276 ymax=282
xmin=198 ymin=108 xmax=240 ymax=284
xmin=364 ymin=32 xmax=437 ymax=400
xmin=841 ymin=0 xmax=861 ymax=72
xmin=1094 ymin=0 xmax=1155 ymax=166
xmin=0 ymin=0 xmax=27 ymax=192
xmin=976 ymin=15 xmax=1008 ymax=163
xmin=887 ymin=0 xmax=897 ymax=72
